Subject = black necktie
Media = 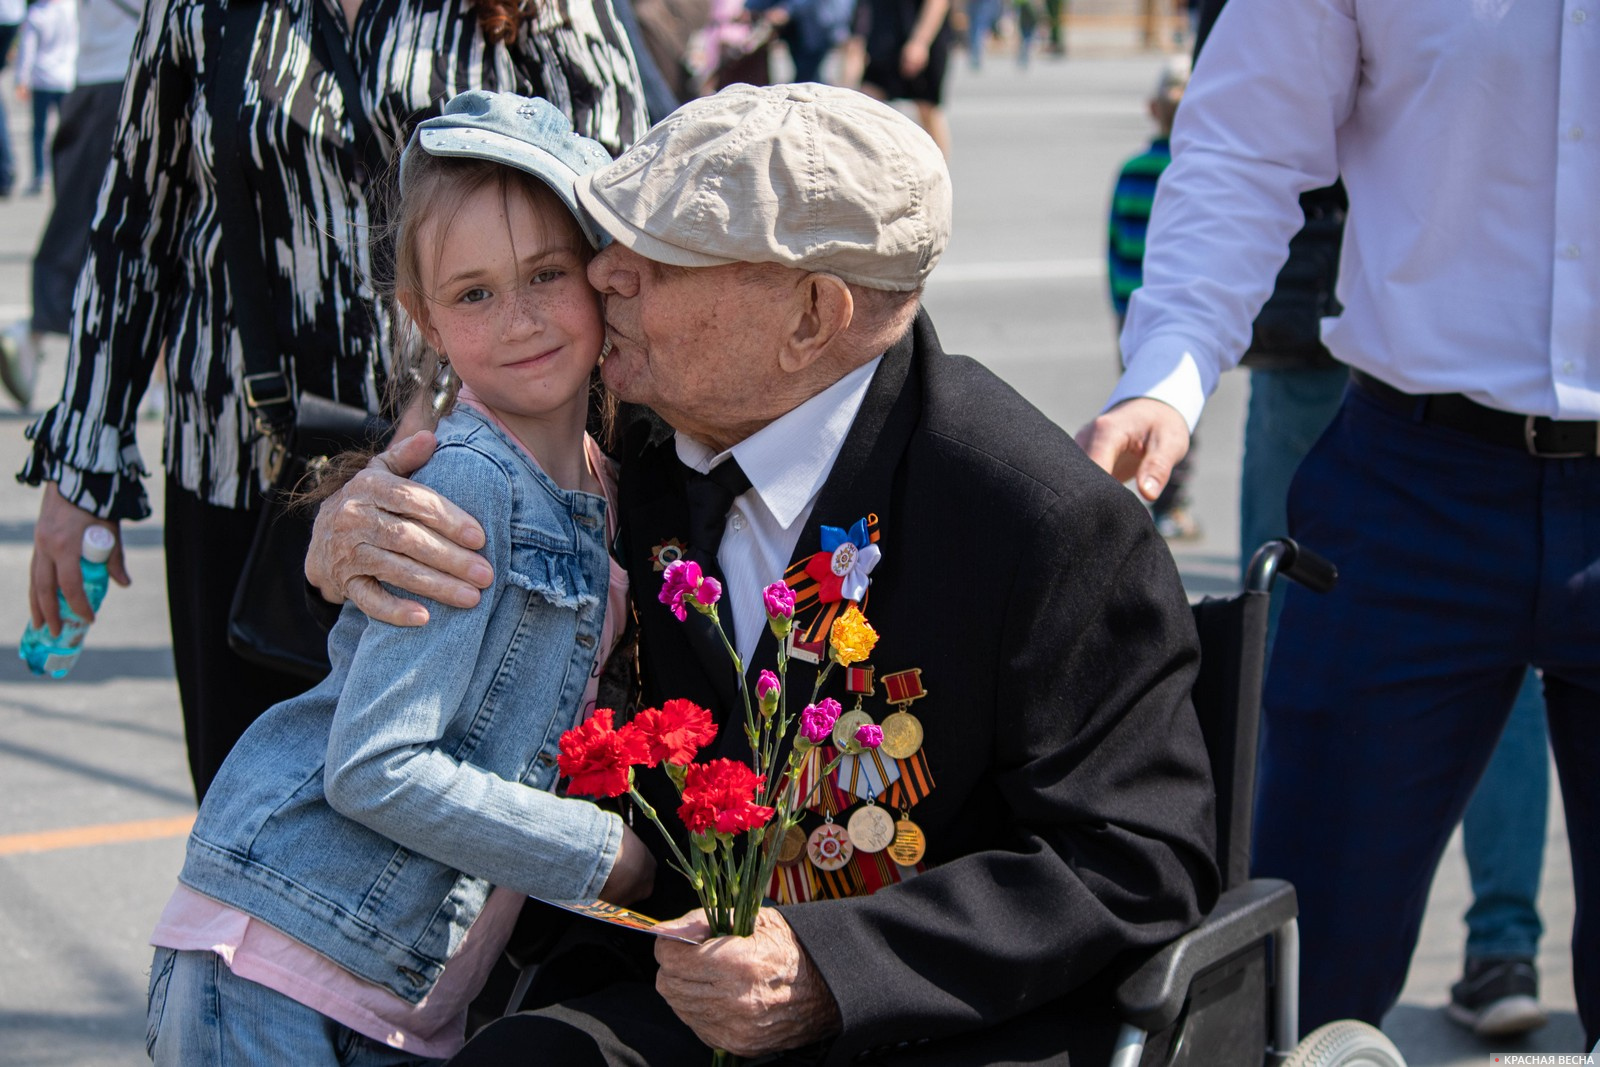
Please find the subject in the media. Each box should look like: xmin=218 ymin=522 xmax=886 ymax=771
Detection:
xmin=682 ymin=457 xmax=752 ymax=564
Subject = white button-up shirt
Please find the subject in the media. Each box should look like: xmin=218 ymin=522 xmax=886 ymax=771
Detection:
xmin=676 ymin=357 xmax=882 ymax=666
xmin=1113 ymin=0 xmax=1600 ymax=427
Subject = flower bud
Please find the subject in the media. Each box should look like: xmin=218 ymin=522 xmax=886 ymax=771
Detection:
xmin=757 ymin=670 xmax=781 ymax=717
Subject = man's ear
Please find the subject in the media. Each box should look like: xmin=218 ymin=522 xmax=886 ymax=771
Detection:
xmin=397 ymin=289 xmax=442 ymax=353
xmin=778 ymin=273 xmax=854 ymax=373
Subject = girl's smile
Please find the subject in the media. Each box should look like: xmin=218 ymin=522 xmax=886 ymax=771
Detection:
xmin=399 ymin=177 xmax=605 ymax=481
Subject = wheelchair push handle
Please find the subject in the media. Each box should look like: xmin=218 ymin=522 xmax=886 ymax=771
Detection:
xmin=1244 ymin=538 xmax=1338 ymax=595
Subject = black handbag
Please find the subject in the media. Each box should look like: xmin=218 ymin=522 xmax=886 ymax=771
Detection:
xmin=227 ymin=399 xmax=392 ymax=679
xmin=210 ymin=0 xmax=392 ymax=680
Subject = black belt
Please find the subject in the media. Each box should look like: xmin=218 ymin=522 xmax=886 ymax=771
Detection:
xmin=1351 ymin=370 xmax=1600 ymax=458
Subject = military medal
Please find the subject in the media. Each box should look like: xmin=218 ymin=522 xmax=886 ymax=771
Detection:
xmin=887 ymin=813 xmax=927 ymax=866
xmin=846 ymin=803 xmax=895 ymax=853
xmin=777 ymin=823 xmax=806 ymax=865
xmin=832 ymin=708 xmax=874 ymax=750
xmin=877 ymin=667 xmax=928 ymax=759
xmin=808 ymin=821 xmax=854 ymax=871
xmin=878 ymin=711 xmax=924 ymax=760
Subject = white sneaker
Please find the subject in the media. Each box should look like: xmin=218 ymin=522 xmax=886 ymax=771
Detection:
xmin=0 ymin=322 xmax=37 ymax=410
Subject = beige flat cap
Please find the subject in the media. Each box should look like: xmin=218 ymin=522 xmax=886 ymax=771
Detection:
xmin=574 ymin=83 xmax=951 ymax=292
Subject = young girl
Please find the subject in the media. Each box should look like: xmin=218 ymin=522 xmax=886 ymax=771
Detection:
xmin=142 ymin=90 xmax=651 ymax=1065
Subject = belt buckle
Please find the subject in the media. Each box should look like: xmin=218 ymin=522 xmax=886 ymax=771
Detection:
xmin=1522 ymin=414 xmax=1596 ymax=459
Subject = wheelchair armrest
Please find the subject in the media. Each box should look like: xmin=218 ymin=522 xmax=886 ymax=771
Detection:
xmin=1114 ymin=878 xmax=1298 ymax=1032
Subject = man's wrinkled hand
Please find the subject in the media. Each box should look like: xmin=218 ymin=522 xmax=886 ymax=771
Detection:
xmin=305 ymin=430 xmax=492 ymax=626
xmin=654 ymin=909 xmax=842 ymax=1057
xmin=1074 ymin=397 xmax=1192 ymax=502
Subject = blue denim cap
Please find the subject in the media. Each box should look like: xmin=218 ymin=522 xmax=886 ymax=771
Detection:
xmin=405 ymin=90 xmax=614 ymax=248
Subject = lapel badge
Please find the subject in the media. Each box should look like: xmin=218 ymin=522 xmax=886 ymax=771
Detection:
xmin=785 ymin=629 xmax=826 ymax=663
xmin=802 ymin=517 xmax=882 ymax=604
xmin=649 ymin=538 xmax=686 ymax=572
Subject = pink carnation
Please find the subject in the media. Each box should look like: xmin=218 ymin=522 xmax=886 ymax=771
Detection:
xmin=762 ymin=581 xmax=795 ymax=620
xmin=756 ymin=670 xmax=781 ymax=701
xmin=855 ymin=723 xmax=884 ymax=750
xmin=659 ymin=559 xmax=722 ymax=621
xmin=799 ymin=697 xmax=843 ymax=745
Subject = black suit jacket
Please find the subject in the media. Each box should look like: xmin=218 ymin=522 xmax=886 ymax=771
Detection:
xmin=612 ymin=310 xmax=1219 ymax=1063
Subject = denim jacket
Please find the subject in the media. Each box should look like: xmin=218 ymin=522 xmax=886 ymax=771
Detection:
xmin=180 ymin=406 xmax=621 ymax=1004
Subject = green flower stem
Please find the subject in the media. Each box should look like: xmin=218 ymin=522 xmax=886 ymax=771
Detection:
xmin=704 ymin=604 xmax=758 ymax=748
xmin=809 ymin=659 xmax=837 ymax=705
xmin=626 ymin=786 xmax=701 ymax=891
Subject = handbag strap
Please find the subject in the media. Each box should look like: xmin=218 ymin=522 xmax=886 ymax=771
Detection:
xmin=208 ymin=0 xmax=386 ymax=441
xmin=207 ymin=0 xmax=295 ymax=439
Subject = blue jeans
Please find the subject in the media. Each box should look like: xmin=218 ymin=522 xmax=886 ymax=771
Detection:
xmin=146 ymin=948 xmax=444 ymax=1066
xmin=1251 ymin=382 xmax=1600 ymax=1045
xmin=29 ymin=88 xmax=65 ymax=190
xmin=1462 ymin=667 xmax=1549 ymax=961
xmin=966 ymin=0 xmax=1000 ymax=66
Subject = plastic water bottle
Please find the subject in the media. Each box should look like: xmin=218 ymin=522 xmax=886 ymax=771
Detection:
xmin=19 ymin=525 xmax=117 ymax=679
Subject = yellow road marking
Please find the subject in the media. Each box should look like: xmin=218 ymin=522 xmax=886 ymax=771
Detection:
xmin=0 ymin=814 xmax=195 ymax=856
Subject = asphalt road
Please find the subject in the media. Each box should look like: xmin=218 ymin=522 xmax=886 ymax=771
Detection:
xmin=0 ymin=44 xmax=1587 ymax=1067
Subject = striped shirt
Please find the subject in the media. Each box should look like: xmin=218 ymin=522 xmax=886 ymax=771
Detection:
xmin=19 ymin=0 xmax=645 ymax=520
xmin=1106 ymin=136 xmax=1170 ymax=320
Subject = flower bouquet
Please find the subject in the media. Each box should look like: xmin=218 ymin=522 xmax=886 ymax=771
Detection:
xmin=557 ymin=558 xmax=880 ymax=1063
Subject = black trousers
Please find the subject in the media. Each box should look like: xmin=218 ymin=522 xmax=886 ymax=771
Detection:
xmin=163 ymin=477 xmax=316 ymax=801
xmin=31 ymin=80 xmax=123 ymax=335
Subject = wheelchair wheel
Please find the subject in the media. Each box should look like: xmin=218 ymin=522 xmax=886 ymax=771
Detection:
xmin=1281 ymin=1020 xmax=1406 ymax=1067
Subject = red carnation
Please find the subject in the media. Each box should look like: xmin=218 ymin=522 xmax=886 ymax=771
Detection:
xmin=677 ymin=759 xmax=775 ymax=836
xmin=558 ymin=709 xmax=647 ymax=798
xmin=630 ymin=699 xmax=719 ymax=767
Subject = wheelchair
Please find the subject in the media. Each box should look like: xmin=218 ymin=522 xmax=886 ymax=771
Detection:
xmin=1109 ymin=538 xmax=1406 ymax=1067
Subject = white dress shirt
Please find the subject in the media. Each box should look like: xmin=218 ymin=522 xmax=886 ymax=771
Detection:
xmin=1113 ymin=0 xmax=1600 ymax=427
xmin=676 ymin=357 xmax=882 ymax=667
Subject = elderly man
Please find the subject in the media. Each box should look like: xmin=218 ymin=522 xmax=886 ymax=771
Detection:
xmin=311 ymin=83 xmax=1216 ymax=1064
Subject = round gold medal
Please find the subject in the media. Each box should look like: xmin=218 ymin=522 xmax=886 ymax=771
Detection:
xmin=846 ymin=804 xmax=896 ymax=853
xmin=887 ymin=816 xmax=927 ymax=866
xmin=831 ymin=709 xmax=874 ymax=750
xmin=878 ymin=710 xmax=924 ymax=759
xmin=777 ymin=824 xmax=806 ymax=865
xmin=807 ymin=822 xmax=854 ymax=871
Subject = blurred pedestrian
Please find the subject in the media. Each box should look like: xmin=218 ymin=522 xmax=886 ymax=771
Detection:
xmin=1076 ymin=0 xmax=1600 ymax=1046
xmin=1451 ymin=668 xmax=1552 ymax=1037
xmin=14 ymin=0 xmax=77 ymax=196
xmin=18 ymin=0 xmax=646 ymax=803
xmin=744 ymin=0 xmax=853 ymax=83
xmin=1106 ymin=55 xmax=1197 ymax=540
xmin=0 ymin=0 xmax=22 ymax=196
xmin=1041 ymin=0 xmax=1063 ymax=55
xmin=856 ymin=0 xmax=952 ymax=156
xmin=0 ymin=0 xmax=144 ymax=413
xmin=965 ymin=0 xmax=998 ymax=69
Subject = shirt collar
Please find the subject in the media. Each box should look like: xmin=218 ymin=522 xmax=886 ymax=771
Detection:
xmin=674 ymin=356 xmax=883 ymax=531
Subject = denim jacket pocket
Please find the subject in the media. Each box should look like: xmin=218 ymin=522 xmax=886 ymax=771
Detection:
xmin=506 ymin=532 xmax=600 ymax=612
